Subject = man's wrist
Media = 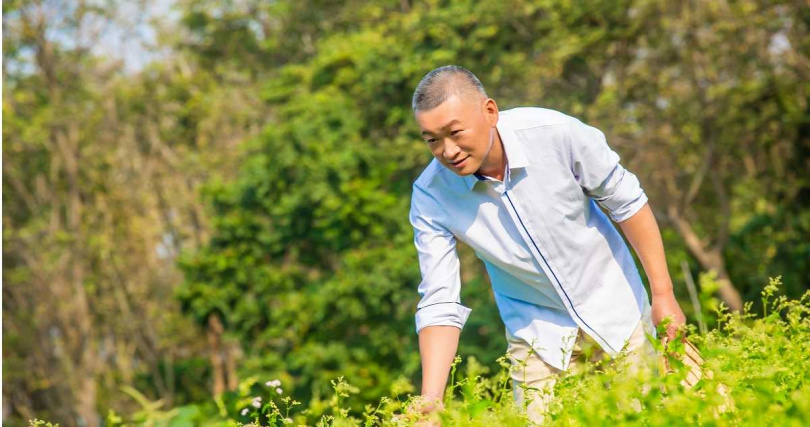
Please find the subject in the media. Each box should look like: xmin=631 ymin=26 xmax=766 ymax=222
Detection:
xmin=650 ymin=278 xmax=675 ymax=299
xmin=652 ymin=289 xmax=675 ymax=299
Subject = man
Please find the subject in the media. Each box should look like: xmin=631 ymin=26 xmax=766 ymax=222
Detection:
xmin=406 ymin=65 xmax=687 ymax=425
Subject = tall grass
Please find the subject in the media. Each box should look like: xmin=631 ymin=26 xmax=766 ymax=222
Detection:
xmin=32 ymin=275 xmax=810 ymax=426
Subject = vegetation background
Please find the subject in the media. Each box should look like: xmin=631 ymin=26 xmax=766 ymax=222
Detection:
xmin=2 ymin=0 xmax=808 ymax=425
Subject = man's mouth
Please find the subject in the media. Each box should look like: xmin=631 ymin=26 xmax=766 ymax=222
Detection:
xmin=450 ymin=156 xmax=469 ymax=166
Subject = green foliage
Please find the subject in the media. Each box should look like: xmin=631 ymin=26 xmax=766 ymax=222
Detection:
xmin=40 ymin=275 xmax=810 ymax=426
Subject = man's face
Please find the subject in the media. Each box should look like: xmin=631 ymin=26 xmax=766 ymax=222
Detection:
xmin=415 ymin=94 xmax=497 ymax=175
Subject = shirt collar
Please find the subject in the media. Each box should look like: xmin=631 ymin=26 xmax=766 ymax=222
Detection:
xmin=463 ymin=114 xmax=529 ymax=190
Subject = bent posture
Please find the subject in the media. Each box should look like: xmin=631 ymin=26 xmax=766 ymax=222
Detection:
xmin=408 ymin=65 xmax=686 ymax=424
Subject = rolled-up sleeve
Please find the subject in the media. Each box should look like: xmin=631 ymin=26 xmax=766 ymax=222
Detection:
xmin=566 ymin=117 xmax=649 ymax=223
xmin=409 ymin=185 xmax=473 ymax=335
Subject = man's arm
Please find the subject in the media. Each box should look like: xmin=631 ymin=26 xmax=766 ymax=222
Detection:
xmin=408 ymin=185 xmax=472 ymax=410
xmin=618 ymin=202 xmax=686 ymax=340
xmin=565 ymin=116 xmax=649 ymax=223
xmin=418 ymin=325 xmax=460 ymax=402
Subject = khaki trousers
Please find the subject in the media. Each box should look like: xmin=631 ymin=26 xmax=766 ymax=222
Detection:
xmin=505 ymin=300 xmax=658 ymax=425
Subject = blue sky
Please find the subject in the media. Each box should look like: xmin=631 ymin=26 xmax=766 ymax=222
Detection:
xmin=4 ymin=0 xmax=180 ymax=76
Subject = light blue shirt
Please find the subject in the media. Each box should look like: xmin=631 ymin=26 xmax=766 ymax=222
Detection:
xmin=408 ymin=107 xmax=654 ymax=370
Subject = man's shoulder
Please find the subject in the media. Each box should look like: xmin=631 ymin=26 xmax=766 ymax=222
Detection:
xmin=410 ymin=157 xmax=466 ymax=217
xmin=412 ymin=157 xmax=444 ymax=191
xmin=500 ymin=106 xmax=573 ymax=130
xmin=409 ymin=158 xmax=452 ymax=225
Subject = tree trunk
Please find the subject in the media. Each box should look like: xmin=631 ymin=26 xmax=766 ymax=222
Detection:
xmin=207 ymin=314 xmax=226 ymax=396
xmin=76 ymin=375 xmax=99 ymax=427
xmin=225 ymin=340 xmax=240 ymax=392
xmin=666 ymin=205 xmax=744 ymax=312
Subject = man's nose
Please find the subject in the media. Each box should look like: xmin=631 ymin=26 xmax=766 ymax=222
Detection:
xmin=443 ymin=139 xmax=461 ymax=159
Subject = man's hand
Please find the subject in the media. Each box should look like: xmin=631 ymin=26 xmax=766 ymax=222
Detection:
xmin=402 ymin=395 xmax=444 ymax=427
xmin=651 ymin=292 xmax=687 ymax=341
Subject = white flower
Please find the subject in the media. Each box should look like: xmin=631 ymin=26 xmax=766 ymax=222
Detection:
xmin=241 ymin=408 xmax=249 ymax=416
xmin=276 ymin=387 xmax=283 ymax=394
xmin=265 ymin=378 xmax=281 ymax=387
xmin=250 ymin=396 xmax=262 ymax=408
xmin=283 ymin=417 xmax=293 ymax=424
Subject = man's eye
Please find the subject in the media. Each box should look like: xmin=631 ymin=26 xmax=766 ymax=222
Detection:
xmin=426 ymin=139 xmax=436 ymax=144
xmin=451 ymin=130 xmax=462 ymax=135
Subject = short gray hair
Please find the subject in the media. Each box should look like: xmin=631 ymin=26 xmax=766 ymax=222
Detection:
xmin=411 ymin=65 xmax=488 ymax=113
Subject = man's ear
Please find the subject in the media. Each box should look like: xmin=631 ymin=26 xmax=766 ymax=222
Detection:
xmin=483 ymin=98 xmax=498 ymax=126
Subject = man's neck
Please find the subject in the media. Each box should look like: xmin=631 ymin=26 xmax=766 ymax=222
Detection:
xmin=476 ymin=129 xmax=507 ymax=181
